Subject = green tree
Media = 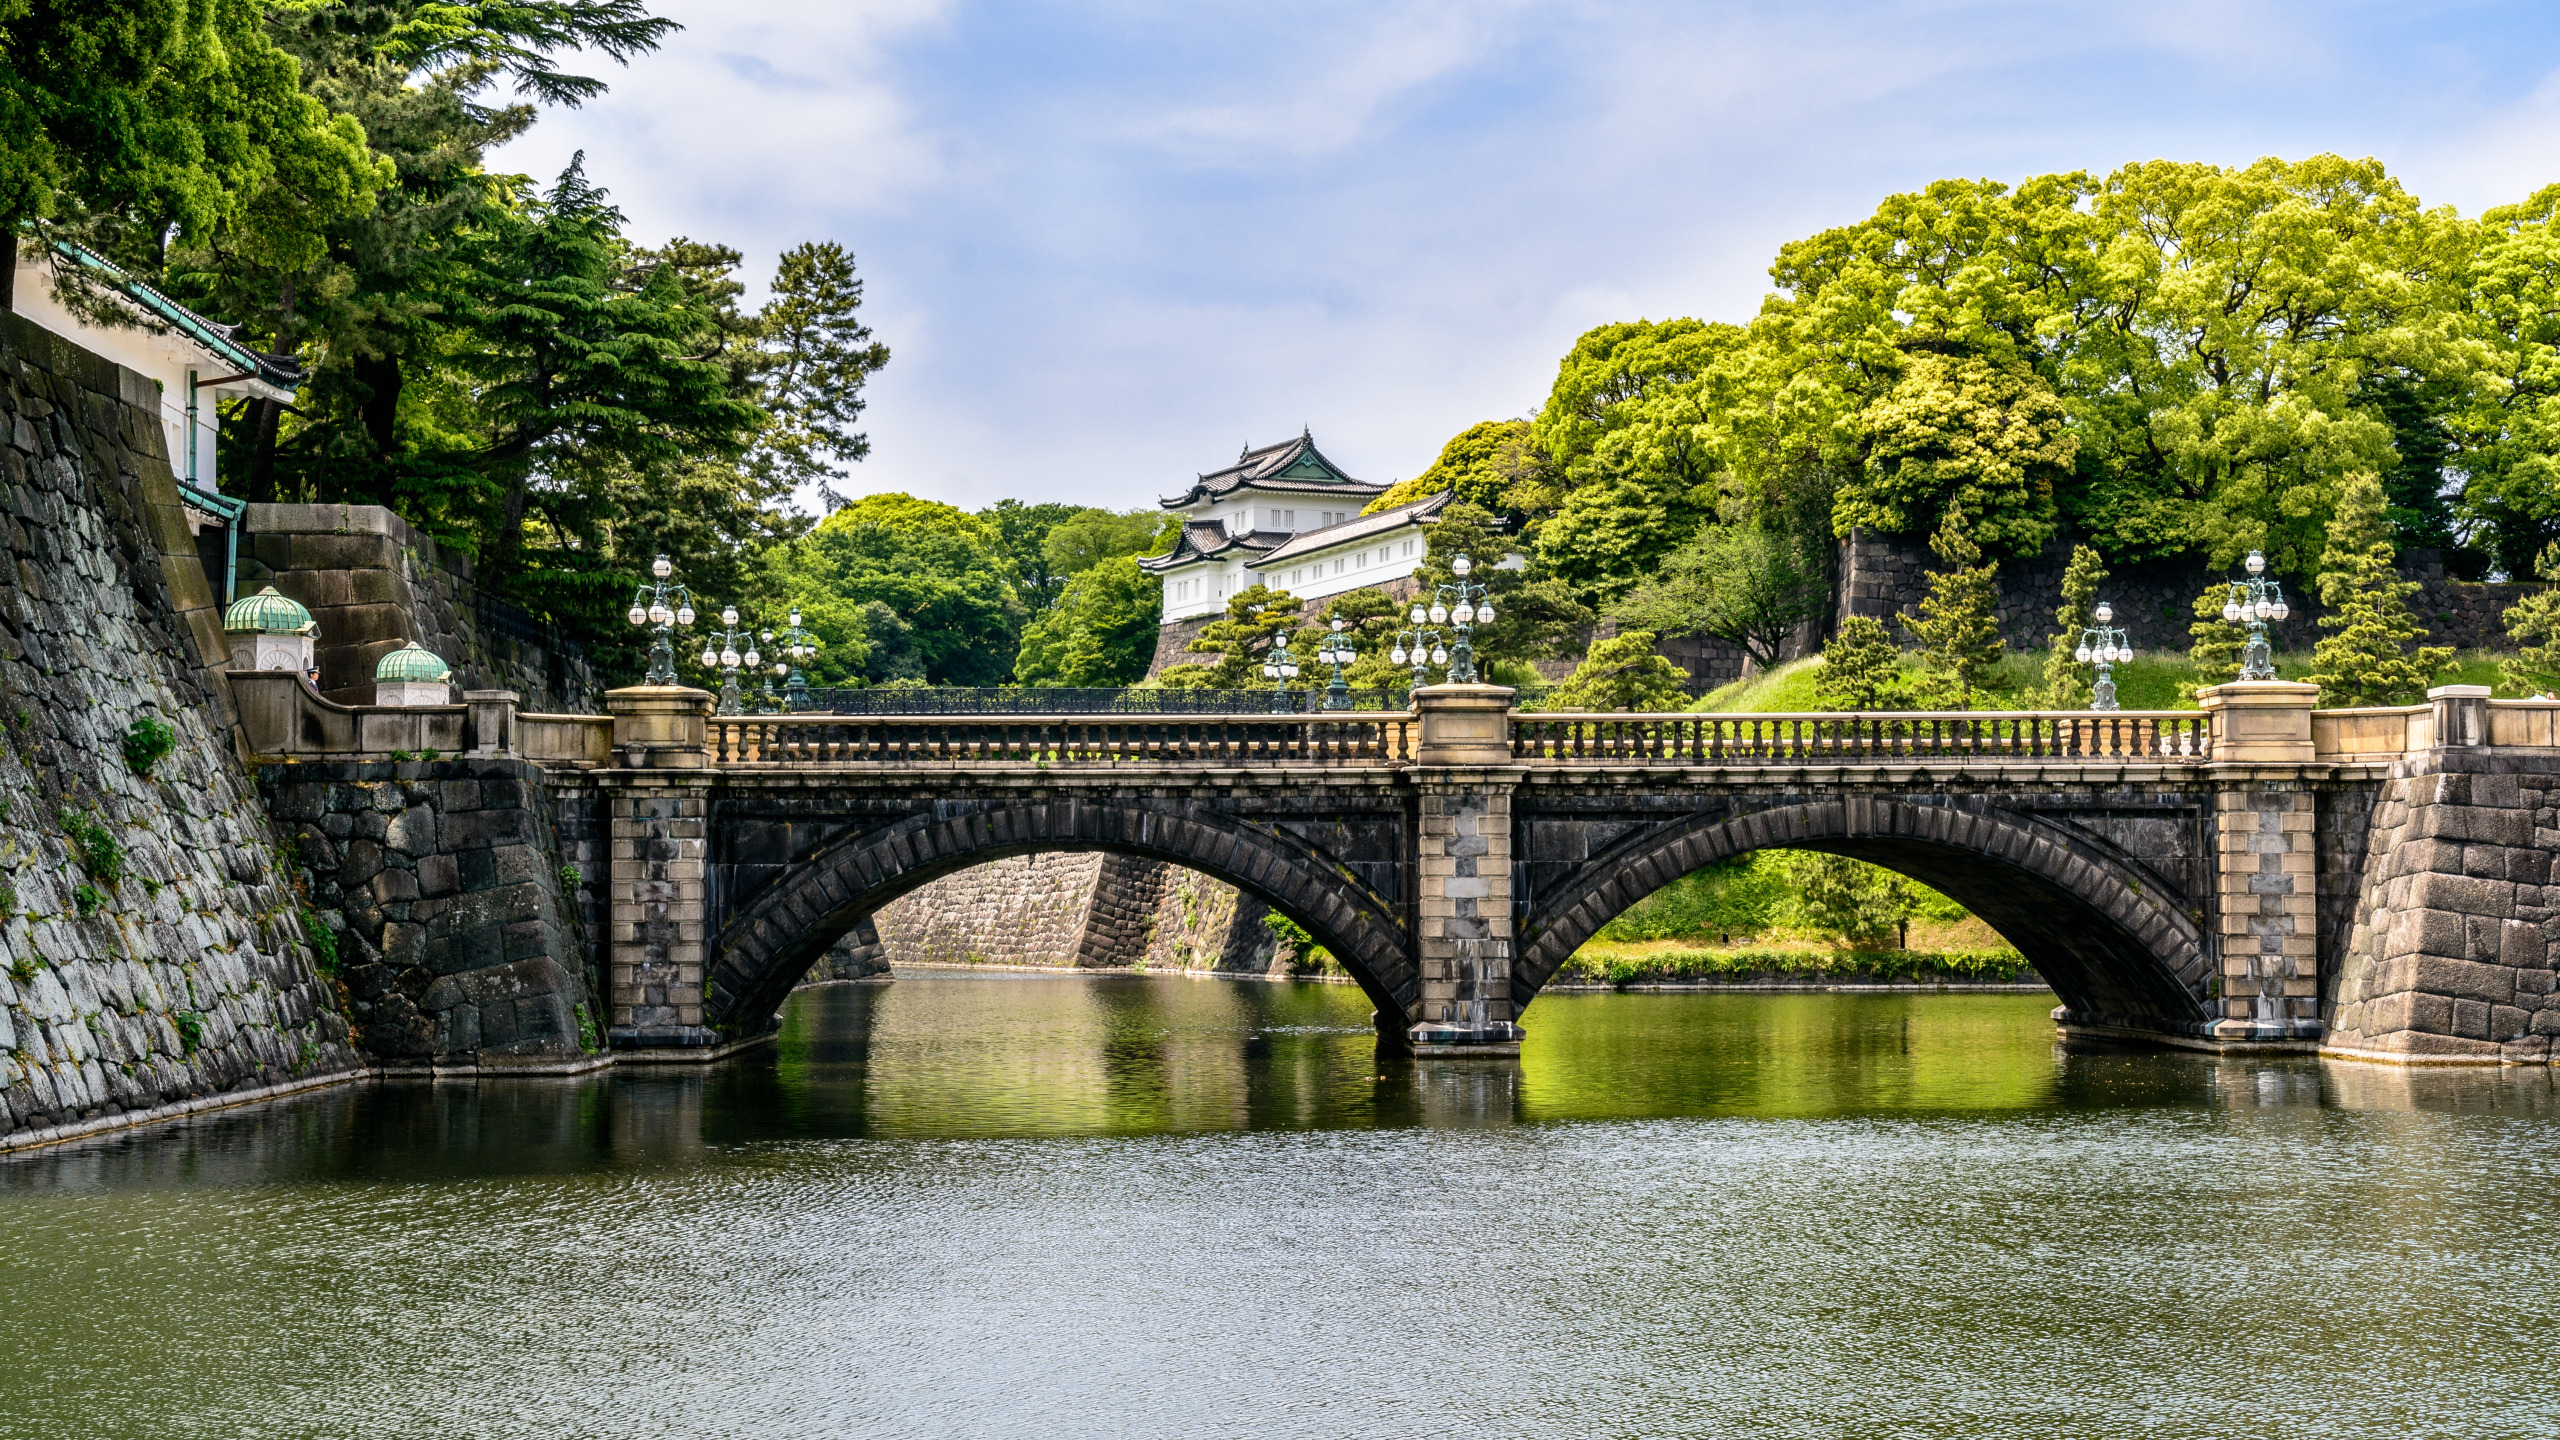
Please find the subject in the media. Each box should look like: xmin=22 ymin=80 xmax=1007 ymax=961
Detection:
xmin=0 ymin=0 xmax=387 ymax=309
xmin=1814 ymin=616 xmax=1909 ymax=711
xmin=1529 ymin=319 xmax=1745 ymax=595
xmin=1902 ymin=506 xmax=2004 ymax=708
xmin=766 ymin=493 xmax=1021 ymax=687
xmin=2453 ymin=183 xmax=2560 ymax=578
xmin=181 ymin=0 xmax=676 ymax=502
xmin=2034 ymin=544 xmax=2107 ymax=709
xmin=1164 ymin=583 xmax=1302 ymax=689
xmin=1607 ymin=524 xmax=1818 ymax=668
xmin=1316 ymin=587 xmax=1411 ymax=690
xmin=753 ymin=240 xmax=890 ymax=506
xmin=978 ymin=500 xmax=1083 ymax=612
xmin=1543 ymin=630 xmax=1689 ymax=712
xmin=2307 ymin=473 xmax=2454 ymax=706
xmin=455 ymin=158 xmax=765 ymax=588
xmin=1042 ymin=507 xmax=1173 ymax=580
xmin=1781 ymin=852 xmax=1917 ymax=950
xmin=1013 ymin=556 xmax=1162 ymax=687
xmin=1840 ymin=352 xmax=2075 ymax=556
xmin=2500 ymin=544 xmax=2560 ymax=697
xmin=2186 ymin=581 xmax=2246 ymax=700
xmin=1365 ymin=419 xmax=1546 ymax=516
xmin=1418 ymin=501 xmax=1592 ymax=672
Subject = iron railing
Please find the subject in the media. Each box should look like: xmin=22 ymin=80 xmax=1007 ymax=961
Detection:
xmin=1510 ymin=710 xmax=2213 ymax=763
xmin=707 ymin=712 xmax=1415 ymax=765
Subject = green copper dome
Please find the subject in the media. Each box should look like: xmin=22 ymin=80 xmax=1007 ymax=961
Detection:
xmin=373 ymin=641 xmax=451 ymax=683
xmin=222 ymin=586 xmax=314 ymax=635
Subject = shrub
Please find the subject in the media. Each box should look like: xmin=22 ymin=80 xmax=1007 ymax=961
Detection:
xmin=1543 ymin=630 xmax=1690 ymax=712
xmin=73 ymin=883 xmax=102 ymax=917
xmin=121 ymin=715 xmax=178 ymax=775
xmin=59 ymin=809 xmax=125 ymax=886
xmin=1558 ymin=946 xmax=2034 ymax=986
xmin=2308 ymin=473 xmax=2453 ymax=705
xmin=301 ymin=906 xmax=340 ymax=975
xmin=558 ymin=864 xmax=583 ymax=890
xmin=387 ymin=749 xmax=415 ymax=763
xmin=172 ymin=1010 xmax=204 ymax=1055
xmin=1261 ymin=911 xmax=1330 ymax=966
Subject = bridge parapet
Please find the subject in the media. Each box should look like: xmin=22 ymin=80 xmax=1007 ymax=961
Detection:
xmin=703 ymin=711 xmax=1415 ymax=766
xmin=1509 ymin=709 xmax=2212 ymax=764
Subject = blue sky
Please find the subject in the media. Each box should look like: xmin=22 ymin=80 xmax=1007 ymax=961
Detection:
xmin=493 ymin=1 xmax=2560 ymax=514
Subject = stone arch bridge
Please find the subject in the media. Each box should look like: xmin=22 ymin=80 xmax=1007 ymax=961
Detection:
xmin=235 ymin=674 xmax=2560 ymax=1063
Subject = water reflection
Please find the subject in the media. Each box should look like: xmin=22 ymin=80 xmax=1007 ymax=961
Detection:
xmin=12 ymin=976 xmax=2556 ymax=1188
xmin=9 ymin=975 xmax=2560 ymax=1440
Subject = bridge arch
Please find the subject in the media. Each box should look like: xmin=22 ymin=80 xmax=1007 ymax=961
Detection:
xmin=1515 ymin=798 xmax=2214 ymax=1035
xmin=708 ymin=801 xmax=1413 ymax=1036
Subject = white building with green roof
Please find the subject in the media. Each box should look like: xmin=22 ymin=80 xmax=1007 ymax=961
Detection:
xmin=1140 ymin=429 xmax=1453 ymax=622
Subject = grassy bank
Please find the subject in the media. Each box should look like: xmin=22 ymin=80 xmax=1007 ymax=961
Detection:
xmin=1557 ymin=940 xmax=2038 ymax=987
xmin=1690 ymin=649 xmax=2523 ymax=714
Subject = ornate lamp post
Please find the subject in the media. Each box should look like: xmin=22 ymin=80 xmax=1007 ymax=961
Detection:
xmin=1390 ymin=626 xmax=1446 ymax=692
xmin=696 ymin=605 xmax=762 ymax=715
xmin=625 ymin=554 xmax=696 ymax=685
xmin=1314 ymin=618 xmax=1358 ymax=710
xmin=1415 ymin=554 xmax=1495 ymax=684
xmin=2075 ymin=601 xmax=2131 ymax=711
xmin=1261 ymin=632 xmax=1302 ymax=713
xmin=771 ymin=608 xmax=822 ymax=712
xmin=2220 ymin=550 xmax=2291 ymax=680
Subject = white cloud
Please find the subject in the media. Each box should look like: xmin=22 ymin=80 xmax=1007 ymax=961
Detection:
xmin=495 ymin=0 xmax=2560 ymax=515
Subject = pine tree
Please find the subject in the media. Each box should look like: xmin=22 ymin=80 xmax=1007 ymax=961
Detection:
xmin=1162 ymin=583 xmax=1304 ymax=688
xmin=2187 ymin=582 xmax=2245 ymax=701
xmin=2500 ymin=544 xmax=2560 ymax=698
xmin=2307 ymin=473 xmax=2453 ymax=706
xmin=2034 ymin=545 xmax=2107 ymax=709
xmin=1903 ymin=505 xmax=2005 ymax=709
xmin=1814 ymin=617 xmax=1909 ymax=711
xmin=1544 ymin=631 xmax=1691 ymax=712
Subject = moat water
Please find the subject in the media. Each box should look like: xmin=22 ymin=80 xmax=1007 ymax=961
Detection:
xmin=4 ymin=972 xmax=2559 ymax=1439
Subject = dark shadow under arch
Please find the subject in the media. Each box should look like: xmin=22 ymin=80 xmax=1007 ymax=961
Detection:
xmin=710 ymin=801 xmax=1413 ymax=1035
xmin=1515 ymin=798 xmax=2213 ymax=1034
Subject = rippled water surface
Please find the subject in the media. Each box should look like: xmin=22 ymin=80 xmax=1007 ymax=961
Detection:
xmin=7 ymin=971 xmax=2560 ymax=1439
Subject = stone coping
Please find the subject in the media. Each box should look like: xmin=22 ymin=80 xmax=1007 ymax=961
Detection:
xmin=0 ymin=1069 xmax=371 ymax=1157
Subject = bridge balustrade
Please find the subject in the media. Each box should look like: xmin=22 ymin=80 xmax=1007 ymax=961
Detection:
xmin=705 ymin=712 xmax=1417 ymax=766
xmin=1509 ymin=710 xmax=2213 ymax=764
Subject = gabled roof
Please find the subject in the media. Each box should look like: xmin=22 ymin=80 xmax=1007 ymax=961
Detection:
xmin=1246 ymin=491 xmax=1455 ymax=570
xmin=1159 ymin=429 xmax=1386 ymax=510
xmin=1136 ymin=520 xmax=1293 ymax=573
xmin=42 ymin=239 xmax=305 ymax=395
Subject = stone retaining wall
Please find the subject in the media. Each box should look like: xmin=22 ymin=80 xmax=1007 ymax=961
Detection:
xmin=850 ymin=854 xmax=1283 ymax=978
xmin=2328 ymin=750 xmax=2560 ymax=1062
xmin=259 ymin=758 xmax=599 ymax=1064
xmin=1838 ymin=529 xmax=2548 ymax=657
xmin=0 ymin=313 xmax=360 ymax=1140
xmin=228 ymin=503 xmax=598 ymax=713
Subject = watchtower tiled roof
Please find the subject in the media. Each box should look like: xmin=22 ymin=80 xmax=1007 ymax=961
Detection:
xmin=1158 ymin=429 xmax=1387 ymax=510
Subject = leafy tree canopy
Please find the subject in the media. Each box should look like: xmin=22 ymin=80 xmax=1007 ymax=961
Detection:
xmin=1014 ymin=555 xmax=1162 ymax=687
xmin=1365 ymin=419 xmax=1544 ymax=516
xmin=763 ymin=493 xmax=1021 ymax=687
